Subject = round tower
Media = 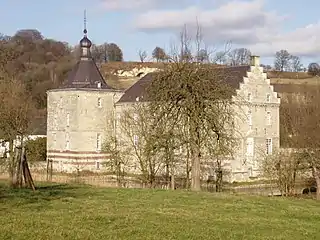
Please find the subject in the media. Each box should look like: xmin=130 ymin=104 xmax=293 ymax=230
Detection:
xmin=46 ymin=18 xmax=123 ymax=173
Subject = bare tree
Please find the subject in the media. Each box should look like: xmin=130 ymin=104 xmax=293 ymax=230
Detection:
xmin=274 ymin=50 xmax=291 ymax=71
xmin=197 ymin=49 xmax=209 ymax=62
xmin=280 ymin=86 xmax=320 ymax=199
xmin=261 ymin=150 xmax=302 ymax=196
xmin=290 ymin=55 xmax=303 ymax=72
xmin=0 ymin=77 xmax=36 ymax=186
xmin=228 ymin=48 xmax=251 ymax=66
xmin=138 ymin=50 xmax=147 ymax=63
xmin=147 ymin=64 xmax=236 ymax=191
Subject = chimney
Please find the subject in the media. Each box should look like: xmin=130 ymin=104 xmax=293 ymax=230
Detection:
xmin=250 ymin=55 xmax=260 ymax=66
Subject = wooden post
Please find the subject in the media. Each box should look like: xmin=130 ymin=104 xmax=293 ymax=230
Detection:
xmin=22 ymin=147 xmax=35 ymax=191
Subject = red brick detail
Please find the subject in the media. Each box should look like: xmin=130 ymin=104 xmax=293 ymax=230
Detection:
xmin=47 ymin=155 xmax=110 ymax=160
xmin=47 ymin=150 xmax=109 ymax=154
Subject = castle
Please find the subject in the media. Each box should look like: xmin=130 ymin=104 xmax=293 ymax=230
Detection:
xmin=46 ymin=28 xmax=280 ymax=182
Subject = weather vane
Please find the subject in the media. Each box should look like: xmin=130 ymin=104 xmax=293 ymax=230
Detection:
xmin=83 ymin=9 xmax=87 ymax=35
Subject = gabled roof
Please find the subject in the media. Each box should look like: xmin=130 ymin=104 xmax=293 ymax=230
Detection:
xmin=117 ymin=65 xmax=250 ymax=103
xmin=60 ymin=59 xmax=112 ymax=89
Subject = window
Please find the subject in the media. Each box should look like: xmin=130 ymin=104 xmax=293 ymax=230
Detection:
xmin=116 ymin=113 xmax=121 ymax=126
xmin=247 ymin=93 xmax=252 ymax=102
xmin=266 ymin=94 xmax=271 ymax=103
xmin=96 ymin=133 xmax=102 ymax=151
xmin=133 ymin=113 xmax=138 ymax=121
xmin=59 ymin=97 xmax=63 ymax=109
xmin=248 ymin=110 xmax=252 ymax=126
xmin=266 ymin=138 xmax=272 ymax=155
xmin=266 ymin=111 xmax=271 ymax=125
xmin=96 ymin=161 xmax=100 ymax=170
xmin=133 ymin=135 xmax=139 ymax=146
xmin=66 ymin=113 xmax=70 ymax=127
xmin=246 ymin=138 xmax=254 ymax=156
xmin=53 ymin=133 xmax=57 ymax=148
xmin=65 ymin=133 xmax=70 ymax=150
xmin=54 ymin=113 xmax=58 ymax=127
xmin=97 ymin=82 xmax=101 ymax=88
xmin=97 ymin=98 xmax=102 ymax=108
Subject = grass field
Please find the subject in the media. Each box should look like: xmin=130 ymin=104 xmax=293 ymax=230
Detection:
xmin=1 ymin=182 xmax=320 ymax=240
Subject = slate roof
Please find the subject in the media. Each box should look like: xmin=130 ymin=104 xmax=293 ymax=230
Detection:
xmin=60 ymin=59 xmax=112 ymax=89
xmin=117 ymin=65 xmax=251 ymax=103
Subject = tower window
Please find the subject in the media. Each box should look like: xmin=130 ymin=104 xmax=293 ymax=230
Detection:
xmin=66 ymin=113 xmax=70 ymax=127
xmin=53 ymin=132 xmax=57 ymax=148
xmin=96 ymin=161 xmax=100 ymax=170
xmin=96 ymin=133 xmax=102 ymax=151
xmin=65 ymin=133 xmax=70 ymax=150
xmin=248 ymin=110 xmax=252 ymax=126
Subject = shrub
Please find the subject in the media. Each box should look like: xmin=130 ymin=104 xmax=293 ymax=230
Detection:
xmin=25 ymin=137 xmax=46 ymax=162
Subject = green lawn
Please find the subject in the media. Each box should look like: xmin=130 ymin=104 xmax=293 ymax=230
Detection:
xmin=0 ymin=182 xmax=320 ymax=240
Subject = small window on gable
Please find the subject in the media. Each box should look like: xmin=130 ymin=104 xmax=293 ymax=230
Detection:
xmin=98 ymin=98 xmax=102 ymax=108
xmin=266 ymin=94 xmax=271 ymax=103
xmin=247 ymin=93 xmax=252 ymax=102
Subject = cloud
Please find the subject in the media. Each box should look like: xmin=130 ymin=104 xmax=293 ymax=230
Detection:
xmin=99 ymin=0 xmax=187 ymax=11
xmin=132 ymin=0 xmax=320 ymax=57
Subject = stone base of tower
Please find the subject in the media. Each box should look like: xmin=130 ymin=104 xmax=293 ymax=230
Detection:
xmin=47 ymin=150 xmax=109 ymax=173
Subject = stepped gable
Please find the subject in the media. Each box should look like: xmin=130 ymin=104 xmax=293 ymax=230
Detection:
xmin=117 ymin=65 xmax=251 ymax=103
xmin=60 ymin=27 xmax=112 ymax=90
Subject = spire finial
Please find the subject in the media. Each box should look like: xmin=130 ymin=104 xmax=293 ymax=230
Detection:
xmin=83 ymin=9 xmax=87 ymax=35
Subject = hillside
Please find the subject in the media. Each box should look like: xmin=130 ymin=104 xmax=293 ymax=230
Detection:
xmin=0 ymin=182 xmax=319 ymax=240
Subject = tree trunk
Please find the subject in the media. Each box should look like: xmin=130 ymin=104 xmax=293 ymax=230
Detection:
xmin=8 ymin=138 xmax=14 ymax=185
xmin=22 ymin=148 xmax=36 ymax=191
xmin=312 ymin=166 xmax=320 ymax=200
xmin=191 ymin=148 xmax=201 ymax=191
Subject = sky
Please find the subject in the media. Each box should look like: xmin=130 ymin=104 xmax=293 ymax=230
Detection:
xmin=1 ymin=0 xmax=320 ymax=65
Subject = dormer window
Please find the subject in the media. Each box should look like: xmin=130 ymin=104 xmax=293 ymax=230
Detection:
xmin=266 ymin=94 xmax=271 ymax=103
xmin=97 ymin=82 xmax=101 ymax=88
xmin=247 ymin=93 xmax=252 ymax=102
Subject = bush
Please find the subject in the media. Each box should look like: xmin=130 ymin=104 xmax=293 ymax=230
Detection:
xmin=25 ymin=137 xmax=46 ymax=162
